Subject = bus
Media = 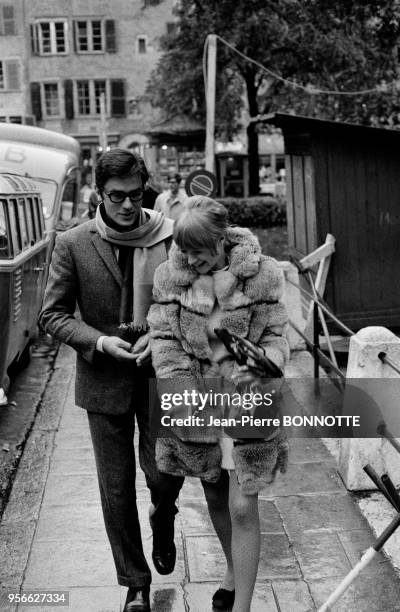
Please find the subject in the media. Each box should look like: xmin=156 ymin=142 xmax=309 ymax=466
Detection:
xmin=0 ymin=123 xmax=81 ymax=256
xmin=0 ymin=173 xmax=49 ymax=405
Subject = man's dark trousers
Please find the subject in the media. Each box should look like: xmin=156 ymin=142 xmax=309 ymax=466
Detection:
xmin=87 ymin=367 xmax=184 ymax=588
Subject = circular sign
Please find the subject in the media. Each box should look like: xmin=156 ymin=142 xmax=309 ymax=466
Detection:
xmin=185 ymin=169 xmax=218 ymax=198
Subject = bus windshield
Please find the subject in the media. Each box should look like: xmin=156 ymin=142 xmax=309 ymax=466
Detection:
xmin=27 ymin=178 xmax=57 ymax=219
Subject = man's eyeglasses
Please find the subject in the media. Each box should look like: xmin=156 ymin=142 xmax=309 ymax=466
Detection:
xmin=104 ymin=189 xmax=143 ymax=204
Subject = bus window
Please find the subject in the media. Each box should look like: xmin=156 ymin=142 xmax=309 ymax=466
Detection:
xmin=30 ymin=196 xmax=43 ymax=240
xmin=29 ymin=178 xmax=57 ymax=220
xmin=21 ymin=197 xmax=35 ymax=245
xmin=0 ymin=200 xmax=9 ymax=258
xmin=16 ymin=198 xmax=29 ymax=250
xmin=28 ymin=197 xmax=38 ymax=241
xmin=8 ymin=199 xmax=20 ymax=255
xmin=34 ymin=197 xmax=44 ymax=237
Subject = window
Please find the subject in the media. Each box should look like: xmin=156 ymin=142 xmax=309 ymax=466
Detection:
xmin=94 ymin=80 xmax=106 ymax=113
xmin=137 ymin=36 xmax=147 ymax=54
xmin=21 ymin=197 xmax=35 ymax=245
xmin=17 ymin=198 xmax=29 ymax=249
xmin=0 ymin=5 xmax=15 ymax=35
xmin=31 ymin=20 xmax=68 ymax=55
xmin=0 ymin=200 xmax=10 ymax=258
xmin=0 ymin=59 xmax=21 ymax=90
xmin=8 ymin=199 xmax=19 ymax=255
xmin=74 ymin=20 xmax=104 ymax=53
xmin=76 ymin=79 xmax=108 ymax=116
xmin=43 ymin=82 xmax=60 ymax=117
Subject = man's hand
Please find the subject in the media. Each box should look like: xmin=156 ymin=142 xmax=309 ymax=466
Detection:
xmin=102 ymin=336 xmax=136 ymax=363
xmin=130 ymin=332 xmax=152 ymax=366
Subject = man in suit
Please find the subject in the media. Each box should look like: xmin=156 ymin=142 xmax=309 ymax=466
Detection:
xmin=39 ymin=149 xmax=184 ymax=612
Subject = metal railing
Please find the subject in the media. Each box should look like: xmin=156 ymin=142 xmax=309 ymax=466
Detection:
xmin=287 ymin=274 xmax=354 ymax=392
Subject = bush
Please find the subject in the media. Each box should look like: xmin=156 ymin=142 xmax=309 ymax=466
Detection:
xmin=217 ymin=196 xmax=286 ymax=228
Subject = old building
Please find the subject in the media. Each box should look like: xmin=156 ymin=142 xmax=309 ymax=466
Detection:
xmin=23 ymin=0 xmax=202 ymax=181
xmin=0 ymin=0 xmax=31 ymax=124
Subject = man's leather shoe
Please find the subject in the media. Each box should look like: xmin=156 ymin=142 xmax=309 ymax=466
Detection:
xmin=152 ymin=541 xmax=176 ymax=575
xmin=149 ymin=505 xmax=176 ymax=575
xmin=123 ymin=587 xmax=150 ymax=612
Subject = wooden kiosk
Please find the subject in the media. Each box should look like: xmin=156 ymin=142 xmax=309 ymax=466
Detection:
xmin=261 ymin=113 xmax=400 ymax=330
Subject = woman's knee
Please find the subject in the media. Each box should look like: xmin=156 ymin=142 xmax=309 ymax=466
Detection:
xmin=229 ymin=490 xmax=258 ymax=526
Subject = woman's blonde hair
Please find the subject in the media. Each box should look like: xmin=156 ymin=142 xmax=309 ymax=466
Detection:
xmin=173 ymin=196 xmax=228 ymax=253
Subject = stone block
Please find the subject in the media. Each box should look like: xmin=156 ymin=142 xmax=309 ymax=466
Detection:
xmin=271 ymin=580 xmax=314 ymax=612
xmin=276 ymin=493 xmax=367 ymax=535
xmin=291 ymin=531 xmax=352 ymax=580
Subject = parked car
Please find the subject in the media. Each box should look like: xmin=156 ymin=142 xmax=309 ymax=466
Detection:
xmin=0 ymin=173 xmax=49 ymax=405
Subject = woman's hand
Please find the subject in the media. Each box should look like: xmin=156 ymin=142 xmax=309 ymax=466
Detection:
xmin=130 ymin=332 xmax=152 ymax=366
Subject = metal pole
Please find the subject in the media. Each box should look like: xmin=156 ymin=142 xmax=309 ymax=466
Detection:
xmin=205 ymin=34 xmax=217 ymax=173
xmin=313 ymin=302 xmax=320 ymax=394
xmin=363 ymin=464 xmax=399 ymax=510
xmin=318 ymin=512 xmax=400 ymax=611
xmin=99 ymin=93 xmax=108 ymax=153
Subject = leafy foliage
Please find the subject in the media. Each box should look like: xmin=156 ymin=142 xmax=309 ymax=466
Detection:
xmin=218 ymin=196 xmax=286 ymax=228
xmin=146 ymin=1 xmax=400 ymax=192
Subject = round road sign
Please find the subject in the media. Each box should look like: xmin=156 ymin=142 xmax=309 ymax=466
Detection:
xmin=185 ymin=169 xmax=218 ymax=198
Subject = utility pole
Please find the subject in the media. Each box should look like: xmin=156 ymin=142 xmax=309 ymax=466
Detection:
xmin=205 ymin=34 xmax=217 ymax=173
xmin=99 ymin=93 xmax=108 ymax=152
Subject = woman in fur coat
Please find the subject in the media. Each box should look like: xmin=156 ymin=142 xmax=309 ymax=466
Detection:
xmin=148 ymin=196 xmax=290 ymax=612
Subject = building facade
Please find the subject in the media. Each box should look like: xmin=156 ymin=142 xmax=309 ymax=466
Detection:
xmin=22 ymin=0 xmax=202 ymax=182
xmin=0 ymin=0 xmax=32 ymax=124
xmin=0 ymin=0 xmax=282 ymax=193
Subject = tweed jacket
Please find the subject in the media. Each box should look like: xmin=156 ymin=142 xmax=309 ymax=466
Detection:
xmin=39 ymin=219 xmax=166 ymax=414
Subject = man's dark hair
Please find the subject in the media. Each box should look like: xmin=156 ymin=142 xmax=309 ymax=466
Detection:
xmin=95 ymin=148 xmax=149 ymax=191
xmin=168 ymin=173 xmax=181 ymax=184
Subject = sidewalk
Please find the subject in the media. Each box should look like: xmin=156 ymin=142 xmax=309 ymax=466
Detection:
xmin=1 ymin=345 xmax=400 ymax=611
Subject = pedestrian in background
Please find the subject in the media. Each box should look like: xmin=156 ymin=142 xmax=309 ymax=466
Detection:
xmin=154 ymin=173 xmax=187 ymax=221
xmin=39 ymin=149 xmax=184 ymax=612
xmin=79 ymin=169 xmax=97 ymax=218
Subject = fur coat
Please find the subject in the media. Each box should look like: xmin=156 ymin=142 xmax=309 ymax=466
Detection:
xmin=148 ymin=226 xmax=290 ymax=493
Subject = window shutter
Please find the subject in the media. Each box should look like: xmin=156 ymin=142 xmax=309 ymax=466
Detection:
xmin=105 ymin=20 xmax=117 ymax=53
xmin=64 ymin=80 xmax=74 ymax=119
xmin=30 ymin=24 xmax=39 ymax=55
xmin=3 ymin=6 xmax=15 ymax=35
xmin=72 ymin=20 xmax=78 ymax=52
xmin=5 ymin=60 xmax=20 ymax=90
xmin=30 ymin=82 xmax=42 ymax=121
xmin=110 ymin=79 xmax=126 ymax=117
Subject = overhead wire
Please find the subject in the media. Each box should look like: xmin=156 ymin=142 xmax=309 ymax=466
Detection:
xmin=204 ymin=33 xmax=394 ymax=97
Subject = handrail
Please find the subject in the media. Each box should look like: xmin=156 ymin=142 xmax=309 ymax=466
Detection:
xmin=287 ymin=277 xmax=355 ymax=337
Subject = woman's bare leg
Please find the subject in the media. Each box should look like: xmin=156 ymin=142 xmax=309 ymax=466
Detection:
xmin=202 ymin=470 xmax=235 ymax=590
xmin=229 ymin=472 xmax=260 ymax=612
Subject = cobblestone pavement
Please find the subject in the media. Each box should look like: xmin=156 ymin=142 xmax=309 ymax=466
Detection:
xmin=1 ymin=345 xmax=400 ymax=611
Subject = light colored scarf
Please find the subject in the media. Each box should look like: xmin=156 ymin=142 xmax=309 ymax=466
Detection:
xmin=95 ymin=206 xmax=173 ymax=330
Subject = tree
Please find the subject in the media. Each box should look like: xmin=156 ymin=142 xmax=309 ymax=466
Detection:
xmin=146 ymin=1 xmax=400 ymax=195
